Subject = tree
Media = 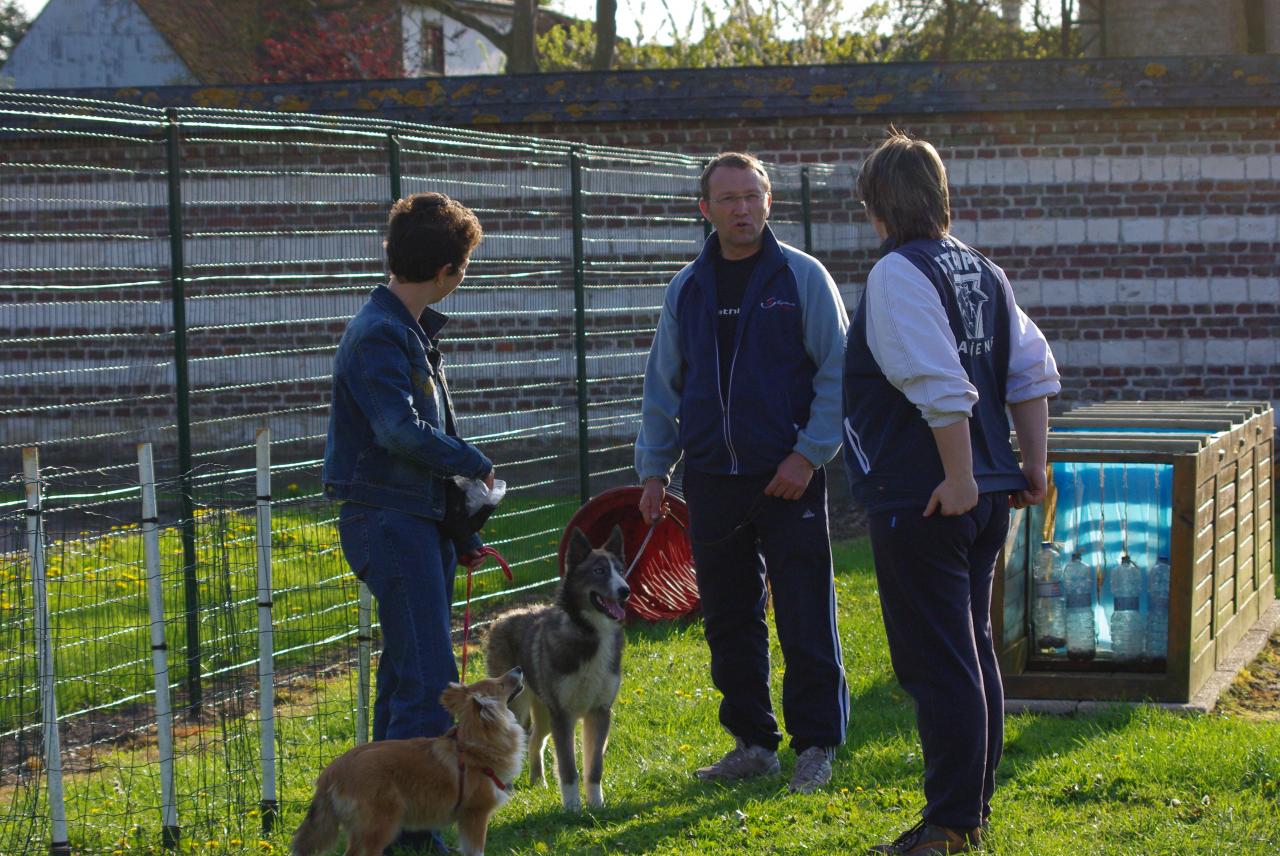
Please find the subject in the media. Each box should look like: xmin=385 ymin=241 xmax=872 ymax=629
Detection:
xmin=414 ymin=0 xmax=540 ymax=73
xmin=881 ymin=0 xmax=1072 ymax=62
xmin=0 ymin=0 xmax=30 ymax=66
xmin=540 ymin=0 xmax=885 ymax=71
xmin=592 ymin=0 xmax=617 ymax=70
xmin=256 ymin=1 xmax=403 ymax=82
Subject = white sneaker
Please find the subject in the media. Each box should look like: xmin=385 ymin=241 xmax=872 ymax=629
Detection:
xmin=788 ymin=746 xmax=833 ymax=794
xmin=694 ymin=738 xmax=781 ymax=781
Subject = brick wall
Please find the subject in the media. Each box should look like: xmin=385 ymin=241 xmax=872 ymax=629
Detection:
xmin=9 ymin=57 xmax=1280 ymax=472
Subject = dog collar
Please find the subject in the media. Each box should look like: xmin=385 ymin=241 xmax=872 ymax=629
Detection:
xmin=449 ymin=728 xmax=510 ymax=813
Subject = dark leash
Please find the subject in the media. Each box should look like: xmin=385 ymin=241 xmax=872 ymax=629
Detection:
xmin=629 ymin=489 xmax=770 ymax=575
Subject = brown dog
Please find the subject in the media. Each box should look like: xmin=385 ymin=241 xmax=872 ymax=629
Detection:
xmin=291 ymin=668 xmax=526 ymax=856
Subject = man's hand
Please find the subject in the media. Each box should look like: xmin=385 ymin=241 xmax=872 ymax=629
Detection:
xmin=639 ymin=477 xmax=667 ymax=525
xmin=482 ymin=467 xmax=495 ymax=492
xmin=924 ymin=474 xmax=979 ymax=517
xmin=458 ymin=551 xmax=487 ymax=572
xmin=763 ymin=452 xmax=816 ymax=501
xmin=1010 ymin=463 xmax=1048 ymax=509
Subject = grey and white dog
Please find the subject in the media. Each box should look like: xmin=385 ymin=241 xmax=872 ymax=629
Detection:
xmin=485 ymin=525 xmax=630 ymax=811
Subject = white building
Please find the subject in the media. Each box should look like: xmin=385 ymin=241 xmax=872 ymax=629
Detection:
xmin=2 ymin=0 xmax=572 ymax=89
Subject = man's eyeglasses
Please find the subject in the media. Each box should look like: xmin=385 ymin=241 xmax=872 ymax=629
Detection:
xmin=712 ymin=193 xmax=765 ymax=206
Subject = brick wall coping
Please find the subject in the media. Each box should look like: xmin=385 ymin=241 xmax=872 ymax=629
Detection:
xmin=39 ymin=55 xmax=1279 ymax=127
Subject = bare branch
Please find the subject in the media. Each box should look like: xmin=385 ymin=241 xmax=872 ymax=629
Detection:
xmin=410 ymin=0 xmax=511 ymax=50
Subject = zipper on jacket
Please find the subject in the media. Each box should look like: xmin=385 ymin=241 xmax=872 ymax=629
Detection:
xmin=714 ymin=329 xmax=741 ymax=475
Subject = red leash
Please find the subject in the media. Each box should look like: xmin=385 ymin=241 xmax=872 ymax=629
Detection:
xmin=459 ymin=546 xmax=513 ymax=681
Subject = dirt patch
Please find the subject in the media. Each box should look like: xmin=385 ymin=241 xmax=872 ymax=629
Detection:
xmin=1218 ymin=632 xmax=1280 ymax=721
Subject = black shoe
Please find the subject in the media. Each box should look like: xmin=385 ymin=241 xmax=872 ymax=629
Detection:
xmin=867 ymin=817 xmax=982 ymax=854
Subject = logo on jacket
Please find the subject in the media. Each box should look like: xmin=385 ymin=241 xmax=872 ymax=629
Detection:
xmin=951 ymin=273 xmax=988 ymax=340
xmin=760 ymin=296 xmax=797 ymax=310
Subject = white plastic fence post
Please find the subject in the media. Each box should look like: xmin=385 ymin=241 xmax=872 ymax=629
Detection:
xmin=23 ymin=448 xmax=71 ymax=855
xmin=253 ymin=429 xmax=277 ymax=832
xmin=137 ymin=443 xmax=180 ymax=850
xmin=356 ymin=582 xmax=372 ymax=745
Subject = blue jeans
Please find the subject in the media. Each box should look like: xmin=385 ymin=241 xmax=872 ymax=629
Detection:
xmin=337 ymin=502 xmax=458 ymax=741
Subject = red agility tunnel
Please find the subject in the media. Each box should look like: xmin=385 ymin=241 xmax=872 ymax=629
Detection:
xmin=557 ymin=485 xmax=699 ymax=623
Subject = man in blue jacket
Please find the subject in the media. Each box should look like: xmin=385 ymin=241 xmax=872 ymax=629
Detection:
xmin=324 ymin=192 xmax=493 ymax=853
xmin=636 ymin=152 xmax=850 ymax=794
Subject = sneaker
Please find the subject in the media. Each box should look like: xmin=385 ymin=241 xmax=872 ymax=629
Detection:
xmin=867 ymin=817 xmax=981 ymax=854
xmin=788 ymin=746 xmax=833 ymax=794
xmin=694 ymin=738 xmax=781 ymax=782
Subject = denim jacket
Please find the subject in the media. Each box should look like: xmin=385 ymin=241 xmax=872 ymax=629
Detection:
xmin=323 ymin=285 xmax=492 ymax=533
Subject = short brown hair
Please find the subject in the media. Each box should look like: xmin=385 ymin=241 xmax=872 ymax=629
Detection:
xmin=700 ymin=152 xmax=771 ymax=200
xmin=856 ymin=130 xmax=950 ymax=244
xmin=385 ymin=192 xmax=482 ymax=283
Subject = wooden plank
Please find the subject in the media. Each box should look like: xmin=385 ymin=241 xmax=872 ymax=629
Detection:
xmin=1166 ymin=457 xmax=1198 ymax=704
xmin=1004 ymin=671 xmax=1182 ymax=703
xmin=1045 ymin=435 xmax=1205 ymax=452
xmin=1215 ymin=611 xmax=1244 ymax=668
xmin=1189 ymin=633 xmax=1217 ymax=700
xmin=1050 ymin=416 xmax=1236 ymax=431
xmin=1256 ymin=436 xmax=1273 ymax=607
xmin=1048 ymin=450 xmax=1185 ymax=465
xmin=1191 ymin=592 xmax=1213 ymax=639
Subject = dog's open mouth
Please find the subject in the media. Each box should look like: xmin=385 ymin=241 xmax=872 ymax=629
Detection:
xmin=508 ymin=683 xmax=523 ymax=703
xmin=590 ymin=592 xmax=626 ymax=622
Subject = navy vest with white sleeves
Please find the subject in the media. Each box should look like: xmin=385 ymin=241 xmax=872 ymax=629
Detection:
xmin=842 ymin=236 xmax=1028 ymax=514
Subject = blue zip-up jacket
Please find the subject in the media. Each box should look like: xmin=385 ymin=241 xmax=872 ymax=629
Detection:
xmin=636 ymin=226 xmax=848 ymax=481
xmin=842 ymin=236 xmax=1059 ymax=514
xmin=323 ymin=284 xmax=492 ymax=524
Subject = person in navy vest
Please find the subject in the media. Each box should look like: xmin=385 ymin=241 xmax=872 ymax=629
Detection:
xmin=636 ymin=152 xmax=851 ymax=795
xmin=844 ymin=132 xmax=1060 ymax=855
xmin=323 ymin=193 xmax=495 ymax=854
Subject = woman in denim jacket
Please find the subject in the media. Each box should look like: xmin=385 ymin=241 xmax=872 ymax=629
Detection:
xmin=322 ymin=192 xmax=494 ymax=854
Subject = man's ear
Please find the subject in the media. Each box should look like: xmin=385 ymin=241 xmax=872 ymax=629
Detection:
xmin=566 ymin=527 xmax=592 ymax=571
xmin=433 ymin=262 xmax=454 ymax=283
xmin=698 ymin=197 xmax=711 ymax=222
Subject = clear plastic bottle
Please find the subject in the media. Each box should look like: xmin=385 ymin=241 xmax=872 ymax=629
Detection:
xmin=1146 ymin=555 xmax=1171 ymax=664
xmin=1063 ymin=552 xmax=1095 ymax=661
xmin=1110 ymin=554 xmax=1145 ymax=663
xmin=1033 ymin=541 xmax=1066 ymax=652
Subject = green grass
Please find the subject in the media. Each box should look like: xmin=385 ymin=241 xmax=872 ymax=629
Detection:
xmin=4 ymin=537 xmax=1277 ymax=854
xmin=0 ymin=493 xmax=578 ymax=734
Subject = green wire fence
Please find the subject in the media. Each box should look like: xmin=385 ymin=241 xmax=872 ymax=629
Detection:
xmin=0 ymin=91 xmax=859 ymax=853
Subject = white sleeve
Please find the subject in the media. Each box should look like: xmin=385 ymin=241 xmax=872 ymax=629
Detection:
xmin=998 ymin=267 xmax=1062 ymax=403
xmin=865 ymin=254 xmax=977 ymax=428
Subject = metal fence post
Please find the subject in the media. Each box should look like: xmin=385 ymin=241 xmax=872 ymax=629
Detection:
xmin=253 ymin=429 xmax=278 ymax=833
xmin=24 ymin=448 xmax=71 ymax=855
xmin=356 ymin=583 xmax=372 ymax=745
xmin=138 ymin=443 xmax=180 ymax=850
xmin=569 ymin=147 xmax=590 ymax=504
xmin=164 ymin=107 xmax=202 ymax=716
xmin=388 ymin=133 xmax=402 ymax=203
xmin=800 ymin=165 xmax=814 ymax=255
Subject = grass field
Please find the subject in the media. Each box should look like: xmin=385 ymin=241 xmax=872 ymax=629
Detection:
xmin=3 ymin=536 xmax=1277 ymax=855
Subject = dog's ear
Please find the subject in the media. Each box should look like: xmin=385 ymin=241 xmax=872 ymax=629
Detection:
xmin=566 ymin=527 xmax=592 ymax=570
xmin=603 ymin=524 xmax=625 ymax=563
xmin=473 ymin=695 xmax=499 ymax=723
xmin=439 ymin=682 xmax=467 ymax=715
